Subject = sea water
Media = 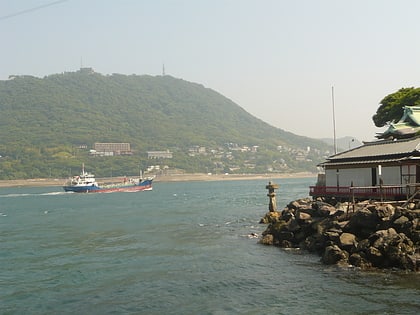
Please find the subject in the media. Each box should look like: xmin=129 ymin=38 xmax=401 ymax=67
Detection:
xmin=0 ymin=178 xmax=419 ymax=314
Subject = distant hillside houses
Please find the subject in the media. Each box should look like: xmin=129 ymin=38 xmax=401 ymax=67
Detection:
xmin=226 ymin=143 xmax=259 ymax=152
xmin=82 ymin=140 xmax=327 ymax=175
xmin=188 ymin=146 xmax=207 ymax=156
xmin=90 ymin=143 xmax=132 ymax=156
xmin=86 ymin=141 xmax=322 ymax=167
xmin=147 ymin=150 xmax=173 ymax=159
xmin=277 ymin=145 xmax=314 ymax=161
xmin=187 ymin=143 xmax=259 ymax=158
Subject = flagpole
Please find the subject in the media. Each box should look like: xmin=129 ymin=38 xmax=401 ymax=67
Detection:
xmin=332 ymin=86 xmax=337 ymax=154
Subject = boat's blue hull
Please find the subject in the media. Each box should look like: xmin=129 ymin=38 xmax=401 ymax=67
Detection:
xmin=63 ymin=179 xmax=153 ymax=193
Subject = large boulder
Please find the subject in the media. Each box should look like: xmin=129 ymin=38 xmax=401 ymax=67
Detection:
xmin=393 ymin=215 xmax=410 ymax=231
xmin=349 ymin=253 xmax=372 ymax=269
xmin=365 ymin=246 xmax=383 ymax=266
xmin=339 ymin=232 xmax=357 ymax=252
xmin=344 ymin=208 xmax=380 ymax=238
xmin=260 ymin=233 xmax=274 ymax=245
xmin=321 ymin=245 xmax=349 ymax=265
xmin=297 ymin=211 xmax=312 ymax=222
xmin=312 ymin=201 xmax=337 ymax=217
xmin=287 ymin=198 xmax=313 ymax=211
xmin=367 ymin=228 xmax=416 ymax=269
xmin=302 ymin=233 xmax=328 ymax=253
xmin=373 ymin=204 xmax=395 ymax=221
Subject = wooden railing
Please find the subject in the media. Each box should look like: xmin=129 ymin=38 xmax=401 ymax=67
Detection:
xmin=309 ymin=184 xmax=416 ymax=201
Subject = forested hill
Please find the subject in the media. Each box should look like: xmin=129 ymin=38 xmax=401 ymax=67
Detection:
xmin=0 ymin=69 xmax=331 ymax=179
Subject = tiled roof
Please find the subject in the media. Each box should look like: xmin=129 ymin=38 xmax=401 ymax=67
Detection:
xmin=323 ymin=157 xmax=419 ymax=167
xmin=327 ymin=137 xmax=420 ymax=161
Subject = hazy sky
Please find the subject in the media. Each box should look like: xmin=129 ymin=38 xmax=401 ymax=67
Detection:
xmin=2 ymin=0 xmax=420 ymax=141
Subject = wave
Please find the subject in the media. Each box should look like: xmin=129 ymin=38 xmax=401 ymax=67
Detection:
xmin=0 ymin=191 xmax=67 ymax=198
xmin=40 ymin=191 xmax=67 ymax=196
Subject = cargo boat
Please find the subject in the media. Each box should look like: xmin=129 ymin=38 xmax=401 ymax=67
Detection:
xmin=63 ymin=165 xmax=153 ymax=193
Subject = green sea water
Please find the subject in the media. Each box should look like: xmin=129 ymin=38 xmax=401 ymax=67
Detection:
xmin=1 ymin=178 xmax=419 ymax=314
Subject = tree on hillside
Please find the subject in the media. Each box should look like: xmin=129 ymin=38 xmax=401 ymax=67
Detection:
xmin=372 ymin=87 xmax=420 ymax=127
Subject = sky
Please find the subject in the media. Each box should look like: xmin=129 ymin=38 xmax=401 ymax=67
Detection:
xmin=2 ymin=0 xmax=420 ymax=142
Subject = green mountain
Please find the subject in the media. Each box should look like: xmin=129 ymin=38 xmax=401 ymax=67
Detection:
xmin=0 ymin=69 xmax=332 ymax=179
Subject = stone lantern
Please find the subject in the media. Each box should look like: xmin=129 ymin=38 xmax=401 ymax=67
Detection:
xmin=266 ymin=181 xmax=279 ymax=212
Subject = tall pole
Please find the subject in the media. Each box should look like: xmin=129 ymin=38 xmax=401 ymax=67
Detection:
xmin=332 ymin=86 xmax=337 ymax=154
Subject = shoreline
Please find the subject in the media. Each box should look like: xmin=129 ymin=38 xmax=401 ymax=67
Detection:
xmin=0 ymin=172 xmax=316 ymax=188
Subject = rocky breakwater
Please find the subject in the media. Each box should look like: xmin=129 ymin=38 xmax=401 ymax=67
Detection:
xmin=260 ymin=198 xmax=420 ymax=271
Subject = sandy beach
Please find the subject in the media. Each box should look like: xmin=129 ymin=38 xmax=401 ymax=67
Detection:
xmin=0 ymin=172 xmax=316 ymax=188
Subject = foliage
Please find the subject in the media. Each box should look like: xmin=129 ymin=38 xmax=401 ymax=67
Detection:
xmin=372 ymin=87 xmax=420 ymax=127
xmin=0 ymin=70 xmax=332 ymax=179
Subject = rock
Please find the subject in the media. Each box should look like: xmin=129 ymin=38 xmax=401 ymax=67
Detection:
xmin=356 ymin=238 xmax=370 ymax=252
xmin=374 ymin=204 xmax=395 ymax=220
xmin=399 ymin=254 xmax=419 ymax=271
xmin=331 ymin=209 xmax=347 ymax=221
xmin=366 ymin=228 xmax=416 ymax=269
xmin=288 ymin=200 xmax=301 ymax=210
xmin=322 ymin=245 xmax=349 ymax=265
xmin=324 ymin=231 xmax=340 ymax=245
xmin=349 ymin=253 xmax=372 ymax=269
xmin=368 ymin=227 xmax=398 ymax=245
xmin=339 ymin=232 xmax=357 ymax=252
xmin=312 ymin=201 xmax=336 ymax=217
xmin=277 ymin=231 xmax=295 ymax=241
xmin=394 ymin=206 xmax=404 ymax=218
xmin=344 ymin=208 xmax=380 ymax=238
xmin=368 ymin=228 xmax=398 ymax=254
xmin=335 ymin=202 xmax=349 ymax=212
xmin=393 ymin=215 xmax=410 ymax=228
xmin=260 ymin=234 xmax=274 ymax=245
xmin=278 ymin=240 xmax=293 ymax=248
xmin=407 ymin=209 xmax=420 ymax=219
xmin=337 ymin=220 xmax=349 ymax=229
xmin=281 ymin=210 xmax=295 ymax=221
xmin=293 ymin=230 xmax=309 ymax=243
xmin=366 ymin=246 xmax=383 ymax=266
xmin=392 ymin=215 xmax=419 ymax=243
xmin=287 ymin=218 xmax=301 ymax=232
xmin=259 ymin=211 xmax=281 ymax=224
xmin=303 ymin=234 xmax=328 ymax=253
xmin=259 ymin=197 xmax=420 ymax=271
xmin=288 ymin=198 xmax=312 ymax=210
xmin=312 ymin=218 xmax=338 ymax=235
xmin=297 ymin=211 xmax=312 ymax=221
xmin=392 ymin=215 xmax=412 ymax=233
xmin=412 ymin=230 xmax=420 ymax=241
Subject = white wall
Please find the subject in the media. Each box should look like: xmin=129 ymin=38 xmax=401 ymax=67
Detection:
xmin=325 ymin=165 xmax=404 ymax=187
xmin=381 ymin=166 xmax=401 ymax=185
xmin=326 ymin=168 xmax=371 ymax=187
